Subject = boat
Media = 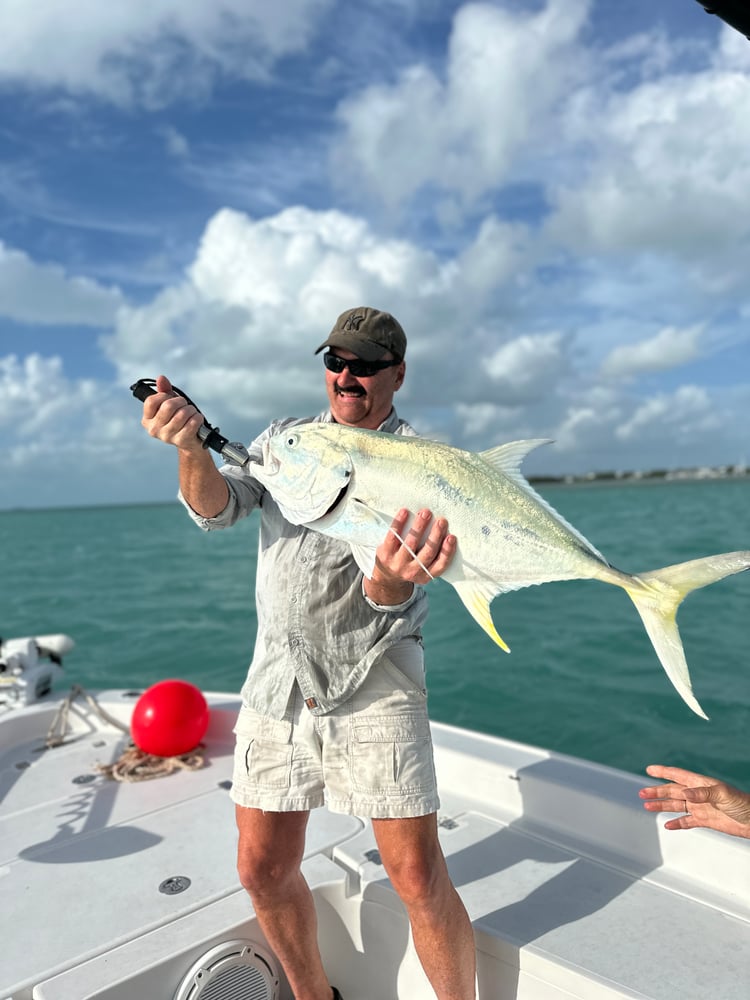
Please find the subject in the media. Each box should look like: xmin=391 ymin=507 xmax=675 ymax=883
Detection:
xmin=2 ymin=634 xmax=748 ymax=999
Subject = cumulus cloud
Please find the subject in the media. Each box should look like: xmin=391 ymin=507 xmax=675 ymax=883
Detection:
xmin=0 ymin=190 xmax=745 ymax=509
xmin=616 ymin=385 xmax=719 ymax=443
xmin=547 ymin=63 xmax=750 ymax=268
xmin=332 ymin=0 xmax=592 ymax=208
xmin=600 ymin=325 xmax=703 ymax=379
xmin=0 ymin=241 xmax=123 ymax=325
xmin=102 ymin=206 xmax=584 ymax=434
xmin=0 ymin=354 xmax=78 ymax=434
xmin=0 ymin=0 xmax=333 ymax=106
xmin=485 ymin=332 xmax=568 ymax=402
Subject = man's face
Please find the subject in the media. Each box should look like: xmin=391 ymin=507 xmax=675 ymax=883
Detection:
xmin=325 ymin=349 xmax=405 ymax=429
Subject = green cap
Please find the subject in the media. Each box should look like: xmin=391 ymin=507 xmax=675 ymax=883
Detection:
xmin=315 ymin=307 xmax=407 ymax=362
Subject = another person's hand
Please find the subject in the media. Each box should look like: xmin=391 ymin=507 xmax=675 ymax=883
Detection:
xmin=639 ymin=764 xmax=750 ymax=839
xmin=141 ymin=374 xmax=206 ymax=453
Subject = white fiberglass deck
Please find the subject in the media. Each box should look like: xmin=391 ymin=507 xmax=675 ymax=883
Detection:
xmin=1 ymin=689 xmax=748 ymax=999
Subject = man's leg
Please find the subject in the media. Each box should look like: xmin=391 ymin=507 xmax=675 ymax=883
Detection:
xmin=235 ymin=805 xmax=334 ymax=1000
xmin=373 ymin=813 xmax=476 ymax=1000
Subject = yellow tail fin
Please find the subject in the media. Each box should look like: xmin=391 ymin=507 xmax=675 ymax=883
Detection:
xmin=625 ymin=550 xmax=750 ymax=719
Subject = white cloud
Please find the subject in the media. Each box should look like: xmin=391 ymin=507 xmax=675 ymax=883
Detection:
xmin=0 ymin=241 xmax=123 ymax=325
xmin=616 ymin=385 xmax=719 ymax=443
xmin=548 ymin=66 xmax=750 ymax=264
xmin=716 ymin=23 xmax=750 ymax=71
xmin=332 ymin=0 xmax=592 ymax=208
xmin=103 ymin=206 xmax=585 ymax=432
xmin=485 ymin=332 xmax=567 ymax=402
xmin=0 ymin=353 xmax=93 ymax=438
xmin=0 ymin=0 xmax=333 ymax=107
xmin=103 ymin=206 xmax=466 ymax=421
xmin=600 ymin=325 xmax=703 ymax=379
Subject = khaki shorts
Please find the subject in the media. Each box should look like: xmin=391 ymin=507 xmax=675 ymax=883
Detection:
xmin=230 ymin=639 xmax=439 ymax=819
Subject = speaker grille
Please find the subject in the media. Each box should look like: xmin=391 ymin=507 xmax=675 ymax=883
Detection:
xmin=173 ymin=939 xmax=279 ymax=1000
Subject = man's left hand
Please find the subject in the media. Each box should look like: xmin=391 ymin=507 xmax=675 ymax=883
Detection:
xmin=364 ymin=508 xmax=456 ymax=606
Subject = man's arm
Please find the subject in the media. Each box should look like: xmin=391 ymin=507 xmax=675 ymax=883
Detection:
xmin=141 ymin=374 xmax=230 ymax=518
xmin=363 ymin=507 xmax=456 ymax=606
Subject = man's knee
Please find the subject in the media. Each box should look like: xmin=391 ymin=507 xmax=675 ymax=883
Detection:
xmin=235 ymin=806 xmax=309 ymax=898
xmin=375 ymin=823 xmax=450 ymax=906
xmin=389 ymin=849 xmax=448 ymax=905
xmin=237 ymin=851 xmax=299 ymax=897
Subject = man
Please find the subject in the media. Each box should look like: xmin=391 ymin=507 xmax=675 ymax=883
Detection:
xmin=140 ymin=306 xmax=476 ymax=1000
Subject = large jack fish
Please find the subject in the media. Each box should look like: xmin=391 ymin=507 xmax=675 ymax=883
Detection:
xmin=247 ymin=424 xmax=750 ymax=718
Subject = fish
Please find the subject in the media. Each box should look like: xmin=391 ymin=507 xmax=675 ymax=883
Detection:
xmin=247 ymin=423 xmax=750 ymax=718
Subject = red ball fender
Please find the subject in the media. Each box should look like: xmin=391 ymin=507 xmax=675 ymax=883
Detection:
xmin=130 ymin=679 xmax=209 ymax=757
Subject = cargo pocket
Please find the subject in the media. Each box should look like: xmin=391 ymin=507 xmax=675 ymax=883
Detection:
xmin=234 ymin=712 xmax=293 ymax=790
xmin=350 ymin=715 xmax=435 ymax=796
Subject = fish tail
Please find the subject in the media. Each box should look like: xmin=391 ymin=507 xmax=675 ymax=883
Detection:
xmin=625 ymin=550 xmax=750 ymax=719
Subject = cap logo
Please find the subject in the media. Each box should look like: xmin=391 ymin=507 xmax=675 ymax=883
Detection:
xmin=343 ymin=312 xmax=366 ymax=332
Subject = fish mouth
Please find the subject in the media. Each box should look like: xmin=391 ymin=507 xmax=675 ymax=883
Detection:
xmin=257 ymin=442 xmax=280 ymax=476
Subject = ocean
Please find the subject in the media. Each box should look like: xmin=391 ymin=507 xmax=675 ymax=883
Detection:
xmin=3 ymin=477 xmax=749 ymax=790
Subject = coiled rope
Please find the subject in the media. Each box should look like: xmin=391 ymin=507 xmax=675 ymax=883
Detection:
xmin=46 ymin=684 xmax=205 ymax=781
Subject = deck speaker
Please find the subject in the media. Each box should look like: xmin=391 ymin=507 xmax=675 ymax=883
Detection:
xmin=173 ymin=938 xmax=280 ymax=1000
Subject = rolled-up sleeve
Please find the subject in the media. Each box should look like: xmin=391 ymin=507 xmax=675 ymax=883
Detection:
xmin=361 ymin=579 xmax=422 ymax=614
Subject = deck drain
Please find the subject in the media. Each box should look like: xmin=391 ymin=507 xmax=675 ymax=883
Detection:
xmin=159 ymin=875 xmax=192 ymax=895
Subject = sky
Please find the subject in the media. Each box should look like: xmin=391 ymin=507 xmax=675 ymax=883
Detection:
xmin=1 ymin=0 xmax=749 ymax=509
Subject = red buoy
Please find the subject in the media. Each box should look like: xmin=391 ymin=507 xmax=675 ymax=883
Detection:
xmin=130 ymin=679 xmax=209 ymax=757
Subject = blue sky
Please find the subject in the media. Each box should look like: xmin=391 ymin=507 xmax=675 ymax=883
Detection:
xmin=1 ymin=0 xmax=748 ymax=508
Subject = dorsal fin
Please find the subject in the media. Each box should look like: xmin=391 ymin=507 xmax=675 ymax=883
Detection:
xmin=479 ymin=438 xmax=609 ymax=565
xmin=479 ymin=439 xmax=553 ymax=476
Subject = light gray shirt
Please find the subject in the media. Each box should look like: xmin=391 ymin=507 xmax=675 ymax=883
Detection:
xmin=179 ymin=408 xmax=429 ymax=717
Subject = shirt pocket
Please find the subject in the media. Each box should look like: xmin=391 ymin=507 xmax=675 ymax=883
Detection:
xmin=350 ymin=715 xmax=435 ymax=796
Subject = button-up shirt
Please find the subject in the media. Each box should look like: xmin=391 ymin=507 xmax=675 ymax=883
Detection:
xmin=179 ymin=408 xmax=429 ymax=717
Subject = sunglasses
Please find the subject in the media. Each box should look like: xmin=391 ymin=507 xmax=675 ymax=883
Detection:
xmin=323 ymin=352 xmax=402 ymax=378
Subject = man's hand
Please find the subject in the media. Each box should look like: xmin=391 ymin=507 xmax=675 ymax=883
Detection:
xmin=363 ymin=508 xmax=456 ymax=607
xmin=140 ymin=374 xmax=229 ymax=517
xmin=639 ymin=764 xmax=750 ymax=839
xmin=141 ymin=374 xmax=206 ymax=454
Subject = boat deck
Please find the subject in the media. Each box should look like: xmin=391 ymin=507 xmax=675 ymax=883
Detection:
xmin=1 ymin=689 xmax=748 ymax=999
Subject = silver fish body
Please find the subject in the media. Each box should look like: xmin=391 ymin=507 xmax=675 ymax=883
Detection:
xmin=248 ymin=423 xmax=750 ymax=718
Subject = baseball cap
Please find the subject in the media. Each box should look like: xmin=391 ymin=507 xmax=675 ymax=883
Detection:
xmin=315 ymin=307 xmax=407 ymax=362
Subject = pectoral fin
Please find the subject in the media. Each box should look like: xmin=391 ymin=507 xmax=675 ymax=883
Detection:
xmin=345 ymin=499 xmax=434 ymax=581
xmin=350 ymin=543 xmax=378 ymax=579
xmin=451 ymin=581 xmax=511 ymax=653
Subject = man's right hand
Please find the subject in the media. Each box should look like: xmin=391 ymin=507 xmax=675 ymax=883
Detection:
xmin=141 ymin=374 xmax=206 ymax=453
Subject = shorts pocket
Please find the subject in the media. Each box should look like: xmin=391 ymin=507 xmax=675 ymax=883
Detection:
xmin=234 ymin=709 xmax=293 ymax=790
xmin=242 ymin=738 xmax=293 ymax=789
xmin=350 ymin=715 xmax=435 ymax=796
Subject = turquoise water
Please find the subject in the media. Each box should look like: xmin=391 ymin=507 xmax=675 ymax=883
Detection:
xmin=3 ymin=478 xmax=749 ymax=789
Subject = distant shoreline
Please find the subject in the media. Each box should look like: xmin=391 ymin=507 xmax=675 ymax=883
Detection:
xmin=530 ymin=466 xmax=749 ymax=487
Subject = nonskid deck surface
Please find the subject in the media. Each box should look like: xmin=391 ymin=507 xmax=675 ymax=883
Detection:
xmin=1 ymin=691 xmax=748 ymax=999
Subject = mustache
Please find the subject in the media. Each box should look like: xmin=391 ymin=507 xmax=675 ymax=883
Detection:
xmin=334 ymin=383 xmax=366 ymax=397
